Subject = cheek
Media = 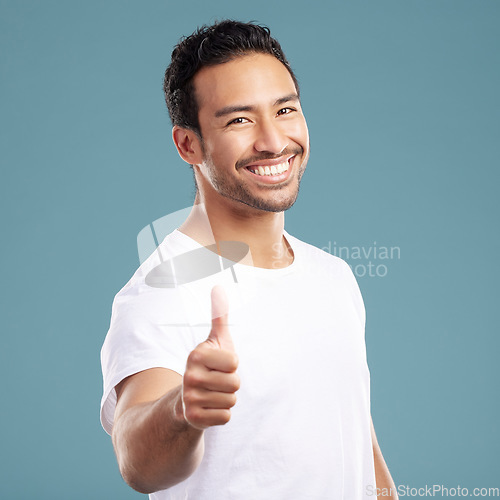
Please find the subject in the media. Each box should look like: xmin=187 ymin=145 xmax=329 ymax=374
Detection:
xmin=287 ymin=119 xmax=309 ymax=147
xmin=206 ymin=133 xmax=235 ymax=154
xmin=209 ymin=134 xmax=249 ymax=165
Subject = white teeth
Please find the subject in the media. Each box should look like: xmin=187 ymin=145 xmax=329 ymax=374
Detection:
xmin=249 ymin=160 xmax=290 ymax=176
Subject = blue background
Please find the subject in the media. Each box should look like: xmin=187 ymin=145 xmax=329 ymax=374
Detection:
xmin=1 ymin=0 xmax=498 ymax=498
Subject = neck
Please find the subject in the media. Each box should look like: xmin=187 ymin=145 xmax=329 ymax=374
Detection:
xmin=178 ymin=194 xmax=293 ymax=269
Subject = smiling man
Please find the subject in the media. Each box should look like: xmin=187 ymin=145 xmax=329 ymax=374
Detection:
xmin=186 ymin=53 xmax=308 ymax=215
xmin=100 ymin=20 xmax=397 ymax=499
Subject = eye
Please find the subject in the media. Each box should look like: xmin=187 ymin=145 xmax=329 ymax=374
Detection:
xmin=227 ymin=117 xmax=249 ymax=126
xmin=277 ymin=107 xmax=295 ymax=116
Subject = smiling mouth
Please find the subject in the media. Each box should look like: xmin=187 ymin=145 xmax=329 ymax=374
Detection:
xmin=246 ymin=158 xmax=291 ymax=177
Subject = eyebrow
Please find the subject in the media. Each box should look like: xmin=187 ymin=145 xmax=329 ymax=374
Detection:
xmin=214 ymin=93 xmax=299 ymax=118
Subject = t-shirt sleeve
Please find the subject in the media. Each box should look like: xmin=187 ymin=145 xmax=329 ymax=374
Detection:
xmin=99 ymin=284 xmax=200 ymax=435
xmin=343 ymin=261 xmax=367 ymax=332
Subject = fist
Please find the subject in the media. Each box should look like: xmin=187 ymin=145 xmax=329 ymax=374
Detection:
xmin=182 ymin=286 xmax=240 ymax=429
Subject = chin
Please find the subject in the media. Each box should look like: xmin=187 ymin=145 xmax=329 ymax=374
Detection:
xmin=236 ymin=189 xmax=300 ymax=213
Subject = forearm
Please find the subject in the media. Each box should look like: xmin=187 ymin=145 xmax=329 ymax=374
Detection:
xmin=370 ymin=417 xmax=398 ymax=499
xmin=373 ymin=441 xmax=398 ymax=499
xmin=112 ymin=385 xmax=204 ymax=494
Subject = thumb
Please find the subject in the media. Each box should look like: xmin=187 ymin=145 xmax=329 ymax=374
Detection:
xmin=207 ymin=285 xmax=234 ymax=351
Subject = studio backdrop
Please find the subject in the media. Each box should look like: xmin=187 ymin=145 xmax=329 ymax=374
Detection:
xmin=1 ymin=1 xmax=498 ymax=498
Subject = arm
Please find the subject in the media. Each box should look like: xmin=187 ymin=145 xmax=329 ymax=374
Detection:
xmin=371 ymin=416 xmax=398 ymax=499
xmin=112 ymin=287 xmax=239 ymax=494
xmin=112 ymin=368 xmax=203 ymax=493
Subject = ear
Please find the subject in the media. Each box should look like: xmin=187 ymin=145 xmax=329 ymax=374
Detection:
xmin=172 ymin=126 xmax=203 ymax=165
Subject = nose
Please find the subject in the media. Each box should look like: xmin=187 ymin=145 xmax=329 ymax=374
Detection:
xmin=253 ymin=119 xmax=288 ymax=154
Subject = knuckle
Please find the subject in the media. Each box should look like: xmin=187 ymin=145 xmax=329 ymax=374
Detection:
xmin=184 ymin=406 xmax=200 ymax=424
xmin=187 ymin=348 xmax=203 ymax=366
xmin=181 ymin=390 xmax=195 ymax=407
xmin=183 ymin=370 xmax=203 ymax=388
xmin=183 ymin=384 xmax=204 ymax=406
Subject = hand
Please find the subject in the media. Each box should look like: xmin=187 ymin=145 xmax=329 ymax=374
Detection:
xmin=182 ymin=286 xmax=240 ymax=430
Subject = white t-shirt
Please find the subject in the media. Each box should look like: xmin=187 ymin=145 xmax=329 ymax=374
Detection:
xmin=100 ymin=230 xmax=376 ymax=499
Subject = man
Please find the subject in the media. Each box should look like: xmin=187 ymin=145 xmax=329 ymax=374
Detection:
xmin=101 ymin=20 xmax=397 ymax=499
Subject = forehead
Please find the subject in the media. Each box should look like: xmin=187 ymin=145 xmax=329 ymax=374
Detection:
xmin=193 ymin=53 xmax=297 ymax=113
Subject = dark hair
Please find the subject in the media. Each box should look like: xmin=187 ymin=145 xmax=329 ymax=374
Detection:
xmin=163 ymin=20 xmax=300 ymax=138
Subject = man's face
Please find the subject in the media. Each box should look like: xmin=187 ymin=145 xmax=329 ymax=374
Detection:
xmin=192 ymin=52 xmax=310 ymax=213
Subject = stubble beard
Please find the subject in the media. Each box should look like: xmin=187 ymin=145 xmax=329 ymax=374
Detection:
xmin=202 ymin=148 xmax=309 ymax=213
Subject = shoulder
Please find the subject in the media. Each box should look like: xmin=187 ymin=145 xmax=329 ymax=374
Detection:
xmin=109 ymin=230 xmax=195 ymax=326
xmin=286 ymin=231 xmax=353 ymax=275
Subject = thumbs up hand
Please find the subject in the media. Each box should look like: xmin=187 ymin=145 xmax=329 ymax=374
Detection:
xmin=205 ymin=285 xmax=235 ymax=351
xmin=182 ymin=286 xmax=240 ymax=430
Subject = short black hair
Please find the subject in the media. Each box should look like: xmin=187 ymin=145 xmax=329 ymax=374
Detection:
xmin=163 ymin=20 xmax=299 ymax=138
